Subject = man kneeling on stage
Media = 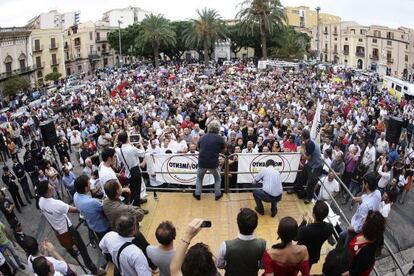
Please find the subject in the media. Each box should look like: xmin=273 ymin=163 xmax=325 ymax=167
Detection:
xmin=252 ymin=159 xmax=283 ymax=217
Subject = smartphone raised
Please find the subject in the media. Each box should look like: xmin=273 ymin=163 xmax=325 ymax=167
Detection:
xmin=200 ymin=220 xmax=212 ymax=228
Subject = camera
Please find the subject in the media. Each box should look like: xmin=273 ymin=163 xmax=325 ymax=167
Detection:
xmin=129 ymin=134 xmax=140 ymax=145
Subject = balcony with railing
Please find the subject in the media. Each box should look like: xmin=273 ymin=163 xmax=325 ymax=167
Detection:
xmin=387 ymin=58 xmax=394 ymax=64
xmin=88 ymin=51 xmax=100 ymax=61
xmin=343 ymin=50 xmax=349 ymax=55
xmin=370 ymin=54 xmax=379 ymax=60
xmin=33 ymin=45 xmax=43 ymax=53
xmin=0 ymin=66 xmax=34 ymax=80
xmin=34 ymin=62 xmax=45 ymax=70
xmin=51 ymin=58 xmax=60 ymax=66
xmin=355 ymin=51 xmax=365 ymax=57
xmin=96 ymin=37 xmax=108 ymax=43
xmin=49 ymin=43 xmax=59 ymax=50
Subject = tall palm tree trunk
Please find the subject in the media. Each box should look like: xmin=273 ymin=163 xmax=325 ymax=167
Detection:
xmin=260 ymin=18 xmax=267 ymax=59
xmin=154 ymin=44 xmax=160 ymax=69
xmin=203 ymin=40 xmax=209 ymax=67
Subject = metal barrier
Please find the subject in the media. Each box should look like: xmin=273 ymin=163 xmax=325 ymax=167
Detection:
xmin=144 ymin=152 xmax=302 ymax=193
xmin=321 ymin=159 xmax=405 ymax=275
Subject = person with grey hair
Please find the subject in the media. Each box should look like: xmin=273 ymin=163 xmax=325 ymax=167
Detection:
xmin=99 ymin=214 xmax=151 ymax=276
xmin=193 ymin=121 xmax=225 ymax=200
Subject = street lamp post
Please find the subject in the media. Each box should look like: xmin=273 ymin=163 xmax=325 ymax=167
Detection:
xmin=316 ymin=7 xmax=321 ymax=62
xmin=118 ymin=19 xmax=123 ymax=67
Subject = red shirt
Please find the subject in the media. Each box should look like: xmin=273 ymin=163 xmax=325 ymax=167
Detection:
xmin=283 ymin=141 xmax=297 ymax=152
xmin=262 ymin=250 xmax=310 ymax=276
xmin=181 ymin=120 xmax=195 ymax=129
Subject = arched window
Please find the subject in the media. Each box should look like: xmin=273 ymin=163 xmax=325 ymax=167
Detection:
xmin=18 ymin=53 xmax=26 ymax=69
xmin=4 ymin=55 xmax=12 ymax=73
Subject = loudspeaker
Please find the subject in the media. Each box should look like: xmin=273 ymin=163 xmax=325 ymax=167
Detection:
xmin=40 ymin=120 xmax=58 ymax=146
xmin=386 ymin=116 xmax=403 ymax=145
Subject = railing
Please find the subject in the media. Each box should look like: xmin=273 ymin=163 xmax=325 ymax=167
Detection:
xmin=0 ymin=66 xmax=34 ymax=80
xmin=343 ymin=50 xmax=349 ymax=55
xmin=49 ymin=43 xmax=59 ymax=50
xmin=320 ymin=159 xmax=404 ymax=276
xmin=355 ymin=51 xmax=365 ymax=57
xmin=143 ymin=152 xmax=301 ymax=193
xmin=387 ymin=58 xmax=394 ymax=64
xmin=96 ymin=37 xmax=108 ymax=42
xmin=370 ymin=54 xmax=379 ymax=60
xmin=34 ymin=62 xmax=45 ymax=70
xmin=51 ymin=59 xmax=60 ymax=66
xmin=33 ymin=45 xmax=44 ymax=52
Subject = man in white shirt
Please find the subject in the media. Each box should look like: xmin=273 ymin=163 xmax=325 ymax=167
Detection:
xmin=37 ymin=181 xmax=101 ymax=275
xmin=168 ymin=133 xmax=188 ymax=153
xmin=252 ymin=159 xmax=283 ymax=217
xmin=338 ymin=173 xmax=381 ymax=248
xmin=242 ymin=141 xmax=258 ymax=153
xmin=145 ymin=139 xmax=163 ymax=187
xmin=376 ymin=132 xmax=389 ymax=155
xmin=318 ymin=172 xmax=340 ymax=202
xmin=116 ymin=132 xmax=147 ymax=207
xmin=361 ymin=140 xmax=376 ymax=173
xmin=98 ymin=147 xmax=118 ymax=191
xmin=97 ymin=127 xmax=113 ymax=153
xmin=70 ymin=129 xmax=82 ymax=162
xmin=25 ymin=237 xmax=69 ymax=276
xmin=100 ymin=215 xmax=151 ymax=276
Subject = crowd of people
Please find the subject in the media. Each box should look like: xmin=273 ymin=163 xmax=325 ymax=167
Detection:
xmin=0 ymin=59 xmax=412 ymax=275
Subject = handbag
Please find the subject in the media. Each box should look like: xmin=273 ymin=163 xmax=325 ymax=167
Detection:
xmin=119 ymin=147 xmax=141 ymax=180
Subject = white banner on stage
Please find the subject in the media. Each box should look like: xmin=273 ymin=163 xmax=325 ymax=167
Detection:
xmin=153 ymin=154 xmax=214 ymax=186
xmin=236 ymin=153 xmax=301 ymax=184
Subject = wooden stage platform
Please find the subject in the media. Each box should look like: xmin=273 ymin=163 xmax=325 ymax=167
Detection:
xmin=140 ymin=192 xmax=335 ymax=275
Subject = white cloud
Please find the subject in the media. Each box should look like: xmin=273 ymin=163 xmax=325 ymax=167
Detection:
xmin=0 ymin=0 xmax=413 ymax=29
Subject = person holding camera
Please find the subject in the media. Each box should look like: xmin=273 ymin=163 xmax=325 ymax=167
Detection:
xmin=116 ymin=131 xmax=147 ymax=207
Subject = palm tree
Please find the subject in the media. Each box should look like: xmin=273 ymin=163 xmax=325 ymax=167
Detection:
xmin=184 ymin=8 xmax=227 ymax=67
xmin=138 ymin=14 xmax=176 ymax=69
xmin=237 ymin=0 xmax=287 ymax=59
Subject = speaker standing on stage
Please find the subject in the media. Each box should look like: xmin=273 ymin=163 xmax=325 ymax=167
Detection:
xmin=116 ymin=132 xmax=147 ymax=208
xmin=193 ymin=121 xmax=225 ymax=200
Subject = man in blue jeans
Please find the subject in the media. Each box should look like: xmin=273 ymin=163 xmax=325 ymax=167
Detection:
xmin=252 ymin=160 xmax=283 ymax=217
xmin=194 ymin=121 xmax=225 ymax=200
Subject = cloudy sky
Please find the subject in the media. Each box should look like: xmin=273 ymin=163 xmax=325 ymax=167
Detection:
xmin=0 ymin=0 xmax=413 ymax=28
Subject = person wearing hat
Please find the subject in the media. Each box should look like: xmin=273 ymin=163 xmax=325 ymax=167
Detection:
xmin=1 ymin=166 xmax=26 ymax=212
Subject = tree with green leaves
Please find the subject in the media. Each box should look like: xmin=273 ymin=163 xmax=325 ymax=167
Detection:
xmin=184 ymin=8 xmax=227 ymax=67
xmin=237 ymin=0 xmax=287 ymax=59
xmin=45 ymin=72 xmax=62 ymax=82
xmin=269 ymin=27 xmax=310 ymax=59
xmin=2 ymin=76 xmax=30 ymax=97
xmin=137 ymin=14 xmax=176 ymax=69
xmin=108 ymin=24 xmax=146 ymax=58
xmin=161 ymin=21 xmax=192 ymax=61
